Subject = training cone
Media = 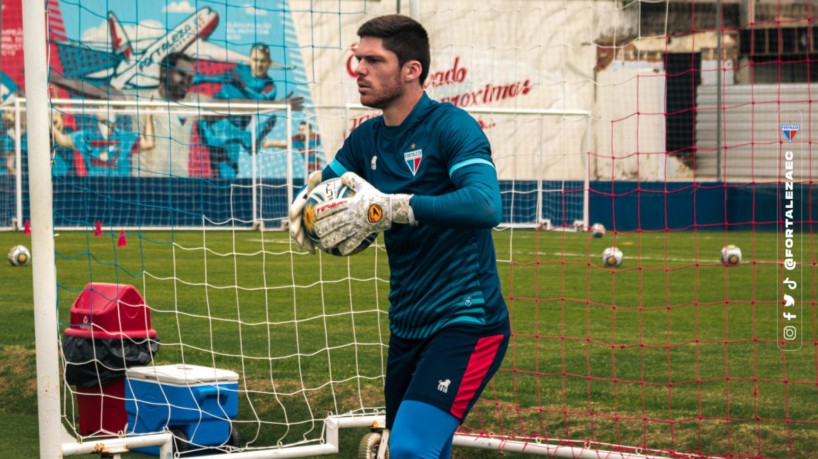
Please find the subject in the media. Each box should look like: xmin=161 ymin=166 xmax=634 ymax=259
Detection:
xmin=23 ymin=219 xmax=31 ymax=234
xmin=94 ymin=220 xmax=102 ymax=237
xmin=117 ymin=229 xmax=127 ymax=247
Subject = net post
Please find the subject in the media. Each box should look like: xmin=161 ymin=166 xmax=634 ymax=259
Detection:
xmin=285 ymin=104 xmax=294 ymax=218
xmin=13 ymin=98 xmax=23 ymax=229
xmin=583 ymin=113 xmax=591 ymax=229
xmin=409 ymin=0 xmax=421 ymax=20
xmin=251 ymin=114 xmax=259 ymax=228
xmin=22 ymin=1 xmax=63 ymax=458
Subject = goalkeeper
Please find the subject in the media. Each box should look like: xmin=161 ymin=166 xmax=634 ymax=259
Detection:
xmin=289 ymin=14 xmax=509 ymax=459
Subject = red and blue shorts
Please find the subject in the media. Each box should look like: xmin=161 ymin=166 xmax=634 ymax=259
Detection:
xmin=384 ymin=317 xmax=510 ymax=428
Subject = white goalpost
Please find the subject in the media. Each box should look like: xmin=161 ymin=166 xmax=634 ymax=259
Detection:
xmin=22 ymin=0 xmax=65 ymax=457
xmin=341 ymin=104 xmax=592 ymax=231
xmin=19 ymin=0 xmax=817 ymax=458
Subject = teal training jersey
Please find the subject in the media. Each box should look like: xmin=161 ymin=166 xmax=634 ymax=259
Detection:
xmin=330 ymin=93 xmax=508 ymax=340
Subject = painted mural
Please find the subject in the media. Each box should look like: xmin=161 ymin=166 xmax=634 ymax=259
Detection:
xmin=2 ymin=0 xmax=322 ymax=179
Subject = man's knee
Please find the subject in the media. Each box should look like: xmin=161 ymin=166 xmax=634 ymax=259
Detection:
xmin=388 ymin=434 xmax=425 ymax=459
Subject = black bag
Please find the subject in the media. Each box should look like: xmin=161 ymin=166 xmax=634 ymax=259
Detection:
xmin=62 ymin=335 xmax=160 ymax=387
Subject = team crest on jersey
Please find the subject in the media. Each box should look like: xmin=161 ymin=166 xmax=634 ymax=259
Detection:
xmin=404 ymin=148 xmax=422 ymax=176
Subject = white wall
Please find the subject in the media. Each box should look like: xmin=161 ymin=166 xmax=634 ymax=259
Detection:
xmin=697 ymin=83 xmax=817 ymax=180
xmin=594 ymin=61 xmax=674 ymax=180
xmin=289 ymin=0 xmax=632 ymax=181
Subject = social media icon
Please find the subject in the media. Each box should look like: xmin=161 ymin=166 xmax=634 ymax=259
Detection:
xmin=784 ymin=294 xmax=795 ymax=307
xmin=783 ymin=326 xmax=797 ymax=341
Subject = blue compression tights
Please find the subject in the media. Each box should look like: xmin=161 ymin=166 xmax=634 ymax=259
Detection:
xmin=389 ymin=400 xmax=460 ymax=459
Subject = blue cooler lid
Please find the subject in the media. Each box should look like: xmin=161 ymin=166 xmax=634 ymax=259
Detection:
xmin=126 ymin=364 xmax=239 ymax=384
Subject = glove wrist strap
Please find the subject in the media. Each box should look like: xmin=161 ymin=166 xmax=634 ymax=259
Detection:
xmin=391 ymin=194 xmax=417 ymax=226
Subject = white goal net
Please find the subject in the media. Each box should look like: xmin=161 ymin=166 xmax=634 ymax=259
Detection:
xmin=16 ymin=1 xmax=814 ymax=459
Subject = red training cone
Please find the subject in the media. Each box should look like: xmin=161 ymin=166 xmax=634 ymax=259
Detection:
xmin=23 ymin=219 xmax=31 ymax=234
xmin=94 ymin=220 xmax=102 ymax=237
xmin=117 ymin=229 xmax=127 ymax=247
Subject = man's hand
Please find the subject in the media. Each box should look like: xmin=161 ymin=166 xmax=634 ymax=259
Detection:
xmin=228 ymin=72 xmax=246 ymax=89
xmin=288 ymin=171 xmax=322 ymax=254
xmin=314 ymin=172 xmax=415 ymax=256
xmin=284 ymin=91 xmax=304 ymax=112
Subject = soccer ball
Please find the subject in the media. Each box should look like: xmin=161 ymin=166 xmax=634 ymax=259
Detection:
xmin=721 ymin=244 xmax=742 ymax=266
xmin=301 ymin=178 xmax=377 ymax=256
xmin=591 ymin=223 xmax=606 ymax=238
xmin=8 ymin=244 xmax=31 ymax=267
xmin=602 ymin=247 xmax=623 ymax=268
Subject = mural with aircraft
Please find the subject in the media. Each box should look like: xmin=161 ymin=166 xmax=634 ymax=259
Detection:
xmin=55 ymin=6 xmax=294 ymax=93
xmin=0 ymin=0 xmax=322 ymax=179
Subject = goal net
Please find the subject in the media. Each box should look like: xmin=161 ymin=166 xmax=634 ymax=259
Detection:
xmin=13 ymin=0 xmax=815 ymax=458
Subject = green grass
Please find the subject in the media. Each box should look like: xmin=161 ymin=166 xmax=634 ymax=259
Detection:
xmin=1 ymin=229 xmax=815 ymax=458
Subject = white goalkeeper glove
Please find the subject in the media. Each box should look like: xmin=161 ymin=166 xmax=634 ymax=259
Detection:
xmin=288 ymin=170 xmax=323 ymax=254
xmin=314 ymin=172 xmax=416 ymax=256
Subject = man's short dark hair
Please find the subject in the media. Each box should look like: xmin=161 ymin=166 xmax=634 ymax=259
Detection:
xmin=250 ymin=43 xmax=272 ymax=59
xmin=357 ymin=14 xmax=430 ymax=86
xmin=159 ymin=52 xmax=194 ymax=80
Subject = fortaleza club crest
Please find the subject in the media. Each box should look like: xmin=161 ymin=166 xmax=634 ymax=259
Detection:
xmin=781 ymin=124 xmax=800 ymax=143
xmin=404 ymin=147 xmax=422 ymax=176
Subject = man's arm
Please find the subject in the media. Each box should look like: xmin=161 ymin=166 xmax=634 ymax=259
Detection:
xmin=137 ymin=113 xmax=155 ymax=151
xmin=3 ymin=150 xmax=13 ymax=174
xmin=50 ymin=72 xmax=126 ymax=100
xmin=410 ymin=162 xmax=502 ymax=228
xmin=51 ymin=116 xmax=76 ymax=150
xmin=410 ymin=109 xmax=501 ymax=228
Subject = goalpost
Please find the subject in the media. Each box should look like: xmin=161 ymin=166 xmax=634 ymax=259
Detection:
xmin=18 ymin=1 xmax=817 ymax=458
xmin=343 ymin=104 xmax=592 ymax=230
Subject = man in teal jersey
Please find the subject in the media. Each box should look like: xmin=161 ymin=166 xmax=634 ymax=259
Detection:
xmin=52 ymin=110 xmax=138 ymax=177
xmin=289 ymin=15 xmax=509 ymax=458
xmin=194 ymin=43 xmax=304 ymax=178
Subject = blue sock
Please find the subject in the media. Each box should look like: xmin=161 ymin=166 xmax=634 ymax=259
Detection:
xmin=389 ymin=400 xmax=459 ymax=459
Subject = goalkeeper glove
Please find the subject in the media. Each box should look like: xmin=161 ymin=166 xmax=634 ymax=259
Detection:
xmin=288 ymin=170 xmax=322 ymax=254
xmin=314 ymin=172 xmax=416 ymax=256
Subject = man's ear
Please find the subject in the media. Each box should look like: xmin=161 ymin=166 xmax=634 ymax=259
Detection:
xmin=403 ymin=60 xmax=422 ymax=83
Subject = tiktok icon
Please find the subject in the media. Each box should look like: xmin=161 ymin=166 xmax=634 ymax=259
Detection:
xmin=781 ymin=277 xmax=799 ymax=345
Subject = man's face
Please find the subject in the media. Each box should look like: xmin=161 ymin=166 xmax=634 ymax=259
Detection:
xmin=2 ymin=111 xmax=14 ymax=131
xmin=52 ymin=111 xmax=64 ymax=131
xmin=354 ymin=37 xmax=404 ymax=110
xmin=165 ymin=58 xmax=194 ymax=101
xmin=249 ymin=49 xmax=272 ymax=79
xmin=2 ymin=110 xmax=24 ymax=132
xmin=297 ymin=122 xmax=308 ymax=139
xmin=95 ymin=110 xmax=116 ymax=126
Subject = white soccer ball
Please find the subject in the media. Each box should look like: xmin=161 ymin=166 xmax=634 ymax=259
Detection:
xmin=591 ymin=223 xmax=606 ymax=238
xmin=721 ymin=244 xmax=742 ymax=266
xmin=602 ymin=247 xmax=623 ymax=268
xmin=301 ymin=178 xmax=377 ymax=256
xmin=8 ymin=244 xmax=31 ymax=267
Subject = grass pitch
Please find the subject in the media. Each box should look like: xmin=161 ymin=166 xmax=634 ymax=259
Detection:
xmin=1 ymin=228 xmax=815 ymax=458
